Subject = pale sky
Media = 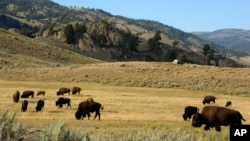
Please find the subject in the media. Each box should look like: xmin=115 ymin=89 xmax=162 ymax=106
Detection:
xmin=52 ymin=0 xmax=250 ymax=32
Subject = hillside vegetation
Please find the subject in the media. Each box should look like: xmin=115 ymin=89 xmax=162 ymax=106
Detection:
xmin=0 ymin=0 xmax=241 ymax=67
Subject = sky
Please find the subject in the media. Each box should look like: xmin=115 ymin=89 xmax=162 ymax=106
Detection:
xmin=51 ymin=0 xmax=250 ymax=32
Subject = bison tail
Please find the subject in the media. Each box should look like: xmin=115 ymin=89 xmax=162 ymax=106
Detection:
xmin=101 ymin=105 xmax=104 ymax=110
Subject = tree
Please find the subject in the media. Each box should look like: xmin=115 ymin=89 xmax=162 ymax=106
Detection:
xmin=202 ymin=44 xmax=215 ymax=60
xmin=64 ymin=24 xmax=75 ymax=44
xmin=148 ymin=30 xmax=161 ymax=50
xmin=172 ymin=40 xmax=179 ymax=47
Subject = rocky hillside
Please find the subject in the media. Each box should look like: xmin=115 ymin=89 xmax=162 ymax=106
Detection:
xmin=0 ymin=0 xmax=240 ymax=67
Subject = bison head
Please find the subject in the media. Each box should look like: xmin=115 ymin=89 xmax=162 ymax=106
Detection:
xmin=183 ymin=114 xmax=188 ymax=120
xmin=191 ymin=113 xmax=204 ymax=127
xmin=55 ymin=101 xmax=59 ymax=106
xmin=75 ymin=111 xmax=82 ymax=120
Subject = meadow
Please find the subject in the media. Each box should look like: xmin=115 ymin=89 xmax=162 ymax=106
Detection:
xmin=0 ymin=62 xmax=250 ymax=140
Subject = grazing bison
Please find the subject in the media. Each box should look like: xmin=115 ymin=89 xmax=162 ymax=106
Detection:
xmin=21 ymin=100 xmax=28 ymax=112
xmin=21 ymin=90 xmax=34 ymax=98
xmin=225 ymin=101 xmax=232 ymax=107
xmin=56 ymin=87 xmax=71 ymax=96
xmin=192 ymin=106 xmax=245 ymax=131
xmin=55 ymin=97 xmax=71 ymax=108
xmin=75 ymin=99 xmax=104 ymax=120
xmin=36 ymin=100 xmax=45 ymax=112
xmin=202 ymin=95 xmax=216 ymax=105
xmin=13 ymin=90 xmax=20 ymax=103
xmin=72 ymin=86 xmax=81 ymax=95
xmin=183 ymin=106 xmax=199 ymax=120
xmin=37 ymin=90 xmax=45 ymax=96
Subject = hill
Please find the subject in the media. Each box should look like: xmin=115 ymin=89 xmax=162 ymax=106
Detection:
xmin=193 ymin=29 xmax=250 ymax=56
xmin=0 ymin=29 xmax=101 ymax=69
xmin=0 ymin=0 xmax=241 ymax=67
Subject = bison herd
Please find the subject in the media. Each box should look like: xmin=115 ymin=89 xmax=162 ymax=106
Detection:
xmin=12 ymin=88 xmax=246 ymax=131
xmin=12 ymin=86 xmax=104 ymax=121
xmin=183 ymin=95 xmax=246 ymax=132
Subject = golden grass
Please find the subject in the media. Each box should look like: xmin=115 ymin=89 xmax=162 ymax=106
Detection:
xmin=0 ymin=61 xmax=250 ymax=140
xmin=0 ymin=79 xmax=249 ymax=135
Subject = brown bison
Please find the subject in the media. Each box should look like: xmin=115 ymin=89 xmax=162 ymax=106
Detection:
xmin=192 ymin=106 xmax=246 ymax=131
xmin=21 ymin=100 xmax=28 ymax=112
xmin=72 ymin=86 xmax=81 ymax=95
xmin=37 ymin=90 xmax=45 ymax=96
xmin=36 ymin=100 xmax=45 ymax=112
xmin=75 ymin=99 xmax=104 ymax=120
xmin=56 ymin=87 xmax=70 ymax=96
xmin=13 ymin=90 xmax=20 ymax=103
xmin=225 ymin=101 xmax=232 ymax=107
xmin=55 ymin=97 xmax=71 ymax=108
xmin=183 ymin=106 xmax=199 ymax=120
xmin=202 ymin=95 xmax=216 ymax=105
xmin=21 ymin=90 xmax=34 ymax=98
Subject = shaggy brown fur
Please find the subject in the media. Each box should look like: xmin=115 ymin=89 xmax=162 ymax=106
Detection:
xmin=192 ymin=106 xmax=245 ymax=131
xmin=13 ymin=90 xmax=20 ymax=103
xmin=72 ymin=86 xmax=81 ymax=95
xmin=202 ymin=95 xmax=216 ymax=105
xmin=37 ymin=90 xmax=45 ymax=96
xmin=21 ymin=100 xmax=28 ymax=112
xmin=183 ymin=106 xmax=199 ymax=120
xmin=75 ymin=100 xmax=103 ymax=120
xmin=56 ymin=87 xmax=71 ymax=96
xmin=21 ymin=90 xmax=34 ymax=98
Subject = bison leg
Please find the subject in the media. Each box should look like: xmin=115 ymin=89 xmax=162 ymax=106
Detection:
xmin=94 ymin=112 xmax=101 ymax=120
xmin=67 ymin=103 xmax=71 ymax=108
xmin=215 ymin=125 xmax=221 ymax=132
xmin=59 ymin=104 xmax=63 ymax=108
xmin=204 ymin=124 xmax=210 ymax=131
xmin=87 ymin=113 xmax=91 ymax=120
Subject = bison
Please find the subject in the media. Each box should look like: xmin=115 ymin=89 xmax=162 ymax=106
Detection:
xmin=37 ymin=90 xmax=45 ymax=96
xmin=183 ymin=106 xmax=199 ymax=120
xmin=36 ymin=100 xmax=45 ymax=112
xmin=225 ymin=101 xmax=232 ymax=107
xmin=21 ymin=100 xmax=28 ymax=112
xmin=192 ymin=106 xmax=246 ymax=131
xmin=75 ymin=99 xmax=104 ymax=120
xmin=13 ymin=90 xmax=20 ymax=103
xmin=21 ymin=90 xmax=34 ymax=98
xmin=55 ymin=97 xmax=71 ymax=108
xmin=202 ymin=95 xmax=216 ymax=105
xmin=72 ymin=86 xmax=81 ymax=95
xmin=56 ymin=87 xmax=70 ymax=96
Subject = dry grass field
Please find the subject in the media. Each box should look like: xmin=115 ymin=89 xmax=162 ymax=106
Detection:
xmin=0 ymin=61 xmax=250 ymax=140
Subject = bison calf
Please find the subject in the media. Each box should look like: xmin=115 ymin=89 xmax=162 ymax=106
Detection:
xmin=13 ymin=90 xmax=20 ymax=103
xmin=37 ymin=90 xmax=45 ymax=96
xmin=36 ymin=100 xmax=45 ymax=112
xmin=55 ymin=97 xmax=71 ymax=108
xmin=225 ymin=101 xmax=232 ymax=107
xmin=183 ymin=106 xmax=199 ymax=120
xmin=192 ymin=106 xmax=245 ymax=131
xmin=21 ymin=100 xmax=29 ymax=112
xmin=202 ymin=95 xmax=216 ymax=105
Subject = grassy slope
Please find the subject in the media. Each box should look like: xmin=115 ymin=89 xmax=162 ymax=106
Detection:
xmin=0 ymin=29 xmax=101 ymax=69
